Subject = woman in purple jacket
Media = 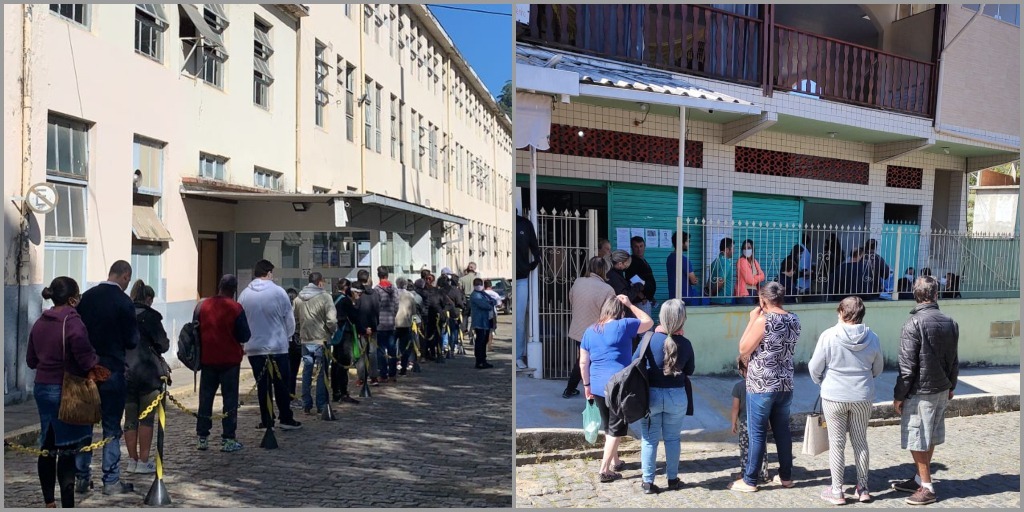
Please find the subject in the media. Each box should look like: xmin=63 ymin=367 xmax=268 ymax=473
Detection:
xmin=27 ymin=277 xmax=107 ymax=508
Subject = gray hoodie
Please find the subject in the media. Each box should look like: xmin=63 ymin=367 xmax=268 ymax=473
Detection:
xmin=808 ymin=322 xmax=885 ymax=403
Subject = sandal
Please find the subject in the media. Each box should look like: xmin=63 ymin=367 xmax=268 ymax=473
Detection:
xmin=599 ymin=472 xmax=622 ymax=483
xmin=772 ymin=475 xmax=795 ymax=488
xmin=613 ymin=461 xmax=627 ymax=472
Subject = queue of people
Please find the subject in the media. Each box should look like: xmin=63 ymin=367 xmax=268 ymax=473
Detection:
xmin=25 ymin=258 xmax=499 ymax=508
xmin=568 ymin=270 xmax=959 ymax=506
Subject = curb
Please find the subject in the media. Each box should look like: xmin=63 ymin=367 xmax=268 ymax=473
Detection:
xmin=4 ymin=372 xmax=257 ymax=450
xmin=515 ymin=393 xmax=1020 ymax=461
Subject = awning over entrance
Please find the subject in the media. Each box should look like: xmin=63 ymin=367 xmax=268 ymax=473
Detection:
xmin=517 ymin=43 xmax=762 ymax=114
xmin=360 ymin=194 xmax=468 ymax=226
xmin=132 ymin=205 xmax=173 ymax=242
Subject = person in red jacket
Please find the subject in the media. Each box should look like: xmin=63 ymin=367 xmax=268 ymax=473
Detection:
xmin=195 ymin=275 xmax=252 ymax=452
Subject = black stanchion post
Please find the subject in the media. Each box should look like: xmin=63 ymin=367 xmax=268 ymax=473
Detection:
xmin=359 ymin=336 xmax=372 ymax=398
xmin=320 ymin=347 xmax=337 ymax=421
xmin=144 ymin=382 xmax=171 ymax=506
xmin=260 ymin=359 xmax=279 ymax=449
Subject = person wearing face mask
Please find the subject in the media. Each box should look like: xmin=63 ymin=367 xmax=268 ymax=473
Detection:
xmin=469 ymin=278 xmax=497 ymax=369
xmin=123 ymin=280 xmax=170 ymax=473
xmin=709 ymin=238 xmax=736 ymax=305
xmin=897 ymin=267 xmax=916 ymax=296
xmin=735 ymin=239 xmax=766 ymax=305
xmin=808 ymin=297 xmax=884 ymax=505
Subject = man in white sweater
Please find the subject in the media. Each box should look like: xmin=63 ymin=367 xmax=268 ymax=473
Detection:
xmin=238 ymin=259 xmax=302 ymax=431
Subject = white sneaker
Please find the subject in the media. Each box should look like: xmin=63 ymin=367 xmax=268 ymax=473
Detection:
xmin=126 ymin=459 xmax=138 ymax=473
xmin=134 ymin=459 xmax=157 ymax=474
xmin=516 ymin=359 xmax=528 ymax=369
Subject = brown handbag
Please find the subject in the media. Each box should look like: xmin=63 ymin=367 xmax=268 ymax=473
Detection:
xmin=57 ymin=316 xmax=102 ymax=426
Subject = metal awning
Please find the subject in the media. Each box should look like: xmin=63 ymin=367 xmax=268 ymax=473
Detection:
xmin=517 ymin=43 xmax=761 ymax=114
xmin=179 ymin=188 xmax=468 ymax=226
xmin=254 ymin=57 xmax=273 ymax=82
xmin=179 ymin=4 xmax=226 ymax=55
xmin=132 ymin=205 xmax=173 ymax=242
xmin=361 ymin=194 xmax=468 ymax=226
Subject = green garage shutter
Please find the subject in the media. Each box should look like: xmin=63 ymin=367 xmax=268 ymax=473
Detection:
xmin=608 ymin=183 xmax=704 ymax=305
xmin=732 ymin=192 xmax=803 ymax=282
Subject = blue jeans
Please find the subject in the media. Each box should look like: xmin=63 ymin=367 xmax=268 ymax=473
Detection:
xmin=301 ymin=344 xmax=328 ymax=410
xmin=745 ymin=391 xmax=794 ymax=486
xmin=375 ymin=331 xmax=397 ymax=379
xmin=515 ymin=278 xmax=528 ymax=360
xmin=638 ymin=387 xmax=687 ymax=483
xmin=75 ymin=371 xmax=126 ymax=486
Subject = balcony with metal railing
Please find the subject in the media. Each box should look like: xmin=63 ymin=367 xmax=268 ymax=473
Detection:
xmin=517 ymin=4 xmax=940 ymax=118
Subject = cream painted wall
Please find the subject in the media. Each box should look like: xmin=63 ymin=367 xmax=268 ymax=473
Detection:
xmin=939 ymin=5 xmax=1020 ymax=138
xmin=683 ymin=299 xmax=1020 ymax=375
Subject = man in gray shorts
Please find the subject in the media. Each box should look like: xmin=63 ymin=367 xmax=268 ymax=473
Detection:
xmin=891 ymin=276 xmax=959 ymax=506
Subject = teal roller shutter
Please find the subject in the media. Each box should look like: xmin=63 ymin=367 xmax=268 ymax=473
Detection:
xmin=880 ymin=223 xmax=921 ymax=278
xmin=608 ymin=183 xmax=704 ymax=305
xmin=732 ymin=193 xmax=803 ymax=282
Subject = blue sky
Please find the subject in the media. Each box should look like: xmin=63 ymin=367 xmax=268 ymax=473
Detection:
xmin=427 ymin=4 xmax=512 ymax=101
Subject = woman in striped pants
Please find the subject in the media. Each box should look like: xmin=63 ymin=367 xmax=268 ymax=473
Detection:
xmin=808 ymin=296 xmax=885 ymax=505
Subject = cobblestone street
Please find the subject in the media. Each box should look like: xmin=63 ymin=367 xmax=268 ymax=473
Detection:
xmin=516 ymin=412 xmax=1020 ymax=508
xmin=4 ymin=319 xmax=513 ymax=508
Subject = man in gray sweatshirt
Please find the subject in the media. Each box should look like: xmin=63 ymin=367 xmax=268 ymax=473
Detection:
xmin=808 ymin=296 xmax=884 ymax=504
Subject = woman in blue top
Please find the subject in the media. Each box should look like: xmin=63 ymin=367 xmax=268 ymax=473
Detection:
xmin=633 ymin=298 xmax=695 ymax=494
xmin=580 ymin=294 xmax=654 ymax=483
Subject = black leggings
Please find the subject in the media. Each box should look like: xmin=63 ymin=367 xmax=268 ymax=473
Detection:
xmin=38 ymin=427 xmax=77 ymax=507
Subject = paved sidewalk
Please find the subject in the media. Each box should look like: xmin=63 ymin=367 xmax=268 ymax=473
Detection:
xmin=516 ymin=367 xmax=1020 ymax=444
xmin=517 ymin=411 xmax=1021 ymax=508
xmin=5 ymin=318 xmax=514 ymax=507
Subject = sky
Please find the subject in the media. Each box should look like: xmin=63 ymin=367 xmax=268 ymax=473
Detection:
xmin=426 ymin=4 xmax=512 ymax=101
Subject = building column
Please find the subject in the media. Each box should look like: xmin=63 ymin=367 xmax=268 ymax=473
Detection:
xmin=705 ymin=185 xmax=734 ymax=268
xmin=410 ymin=219 xmax=433 ymax=276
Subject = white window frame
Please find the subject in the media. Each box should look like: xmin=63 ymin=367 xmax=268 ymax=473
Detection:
xmin=199 ymin=152 xmax=227 ymax=181
xmin=132 ymin=135 xmax=164 ymax=196
xmin=345 ymin=63 xmax=356 ymax=142
xmin=428 ymin=124 xmax=437 ymax=177
xmin=44 ymin=243 xmax=87 ymax=300
xmin=364 ymin=78 xmax=374 ymax=149
xmin=374 ymin=84 xmax=383 ymax=153
xmin=131 ymin=244 xmax=165 ymax=301
xmin=253 ymin=166 xmax=282 ymax=190
xmin=390 ymin=94 xmax=398 ymax=159
xmin=254 ymin=17 xmax=274 ymax=109
xmin=45 ymin=179 xmax=88 ymax=243
xmin=134 ymin=4 xmax=167 ymax=62
xmin=46 ymin=114 xmax=90 ymax=179
xmin=49 ymin=4 xmax=89 ymax=27
xmin=411 ymin=110 xmax=419 ymax=171
xmin=314 ymin=41 xmax=331 ymax=128
xmin=398 ymin=99 xmax=405 ymax=164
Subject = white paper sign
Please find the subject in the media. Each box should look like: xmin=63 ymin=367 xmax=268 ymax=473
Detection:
xmin=630 ymin=228 xmax=645 ymax=242
xmin=629 ymin=275 xmax=645 ymax=285
xmin=645 ymin=229 xmax=660 ymax=248
xmin=660 ymin=229 xmax=674 ymax=249
xmin=615 ymin=228 xmax=631 ymax=251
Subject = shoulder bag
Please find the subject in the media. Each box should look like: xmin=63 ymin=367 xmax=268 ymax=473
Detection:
xmin=57 ymin=316 xmax=102 ymax=426
xmin=801 ymin=395 xmax=829 ymax=456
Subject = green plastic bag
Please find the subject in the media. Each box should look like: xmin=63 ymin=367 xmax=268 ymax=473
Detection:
xmin=583 ymin=399 xmax=601 ymax=445
xmin=351 ymin=325 xmax=362 ymax=360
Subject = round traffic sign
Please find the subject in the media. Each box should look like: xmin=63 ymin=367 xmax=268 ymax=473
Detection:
xmin=25 ymin=183 xmax=58 ymax=214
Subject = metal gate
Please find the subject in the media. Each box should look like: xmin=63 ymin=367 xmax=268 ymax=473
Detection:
xmin=529 ymin=208 xmax=598 ymax=379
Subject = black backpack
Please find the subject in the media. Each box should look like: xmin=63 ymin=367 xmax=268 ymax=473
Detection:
xmin=176 ymin=300 xmax=204 ymax=373
xmin=604 ymin=331 xmax=656 ymax=425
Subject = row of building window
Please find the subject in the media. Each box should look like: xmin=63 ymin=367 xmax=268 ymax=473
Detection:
xmin=50 ymin=4 xmax=502 ymax=144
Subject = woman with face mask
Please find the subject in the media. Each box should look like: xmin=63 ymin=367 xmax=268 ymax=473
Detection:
xmin=735 ymin=239 xmax=766 ymax=305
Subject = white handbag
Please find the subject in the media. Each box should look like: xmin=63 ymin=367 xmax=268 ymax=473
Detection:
xmin=801 ymin=396 xmax=829 ymax=456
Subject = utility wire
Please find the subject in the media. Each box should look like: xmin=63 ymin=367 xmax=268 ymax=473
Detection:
xmin=426 ymin=4 xmax=512 ymax=17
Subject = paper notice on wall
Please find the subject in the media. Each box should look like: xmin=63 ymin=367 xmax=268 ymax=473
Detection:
xmin=630 ymin=228 xmax=645 ymax=242
xmin=660 ymin=229 xmax=674 ymax=249
xmin=645 ymin=229 xmax=660 ymax=248
xmin=615 ymin=228 xmax=631 ymax=251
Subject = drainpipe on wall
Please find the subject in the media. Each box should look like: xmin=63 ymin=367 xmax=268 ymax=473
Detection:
xmin=358 ymin=7 xmax=367 ymax=194
xmin=12 ymin=3 xmax=34 ymax=398
xmin=294 ymin=16 xmax=302 ymax=192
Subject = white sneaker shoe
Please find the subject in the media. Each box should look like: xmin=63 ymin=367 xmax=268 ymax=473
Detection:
xmin=134 ymin=459 xmax=157 ymax=474
xmin=516 ymin=359 xmax=528 ymax=369
xmin=126 ymin=459 xmax=138 ymax=473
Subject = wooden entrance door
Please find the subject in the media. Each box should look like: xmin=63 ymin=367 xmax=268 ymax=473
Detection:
xmin=198 ymin=237 xmax=220 ymax=299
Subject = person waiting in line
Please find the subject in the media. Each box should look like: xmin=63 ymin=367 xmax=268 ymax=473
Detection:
xmin=897 ymin=267 xmax=916 ymax=296
xmin=459 ymin=262 xmax=479 ymax=336
xmin=732 ymin=356 xmax=771 ymax=486
xmin=607 ymin=250 xmax=634 ymax=300
xmin=285 ymin=287 xmax=302 ymax=407
xmin=562 ymin=257 xmax=615 ymax=399
xmin=731 ymin=282 xmax=800 ymax=493
xmin=779 ymin=245 xmax=803 ymax=303
xmin=820 ymin=235 xmax=845 ymax=301
xmin=330 ymin=279 xmax=360 ymax=403
xmin=123 ymin=280 xmax=170 ymax=474
xmin=834 ymin=248 xmax=864 ymax=299
xmin=666 ymin=231 xmax=698 ymax=303
xmin=393 ymin=277 xmax=419 ymax=377
xmin=940 ymin=272 xmax=962 ymax=299
xmin=735 ymin=239 xmax=766 ymax=306
xmin=809 ymin=296 xmax=884 ymax=505
xmin=860 ymin=239 xmax=890 ymax=301
xmin=354 ymin=269 xmax=380 ymax=381
xmin=597 ymin=238 xmax=612 ymax=271
xmin=634 ymin=299 xmax=695 ymax=495
xmin=373 ymin=266 xmax=399 ymax=383
xmin=27 ymin=277 xmax=109 ymax=508
xmin=418 ymin=274 xmax=445 ymax=362
xmin=626 ymin=236 xmax=657 ymax=315
xmin=580 ymin=295 xmax=654 ymax=483
xmin=400 ymin=279 xmax=425 ymax=374
xmin=469 ymin=278 xmax=497 ymax=369
xmin=440 ymin=274 xmax=465 ymax=357
xmin=709 ymin=238 xmax=736 ymax=305
xmin=293 ymin=272 xmax=337 ymax=414
xmin=196 ymin=275 xmax=251 ymax=452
